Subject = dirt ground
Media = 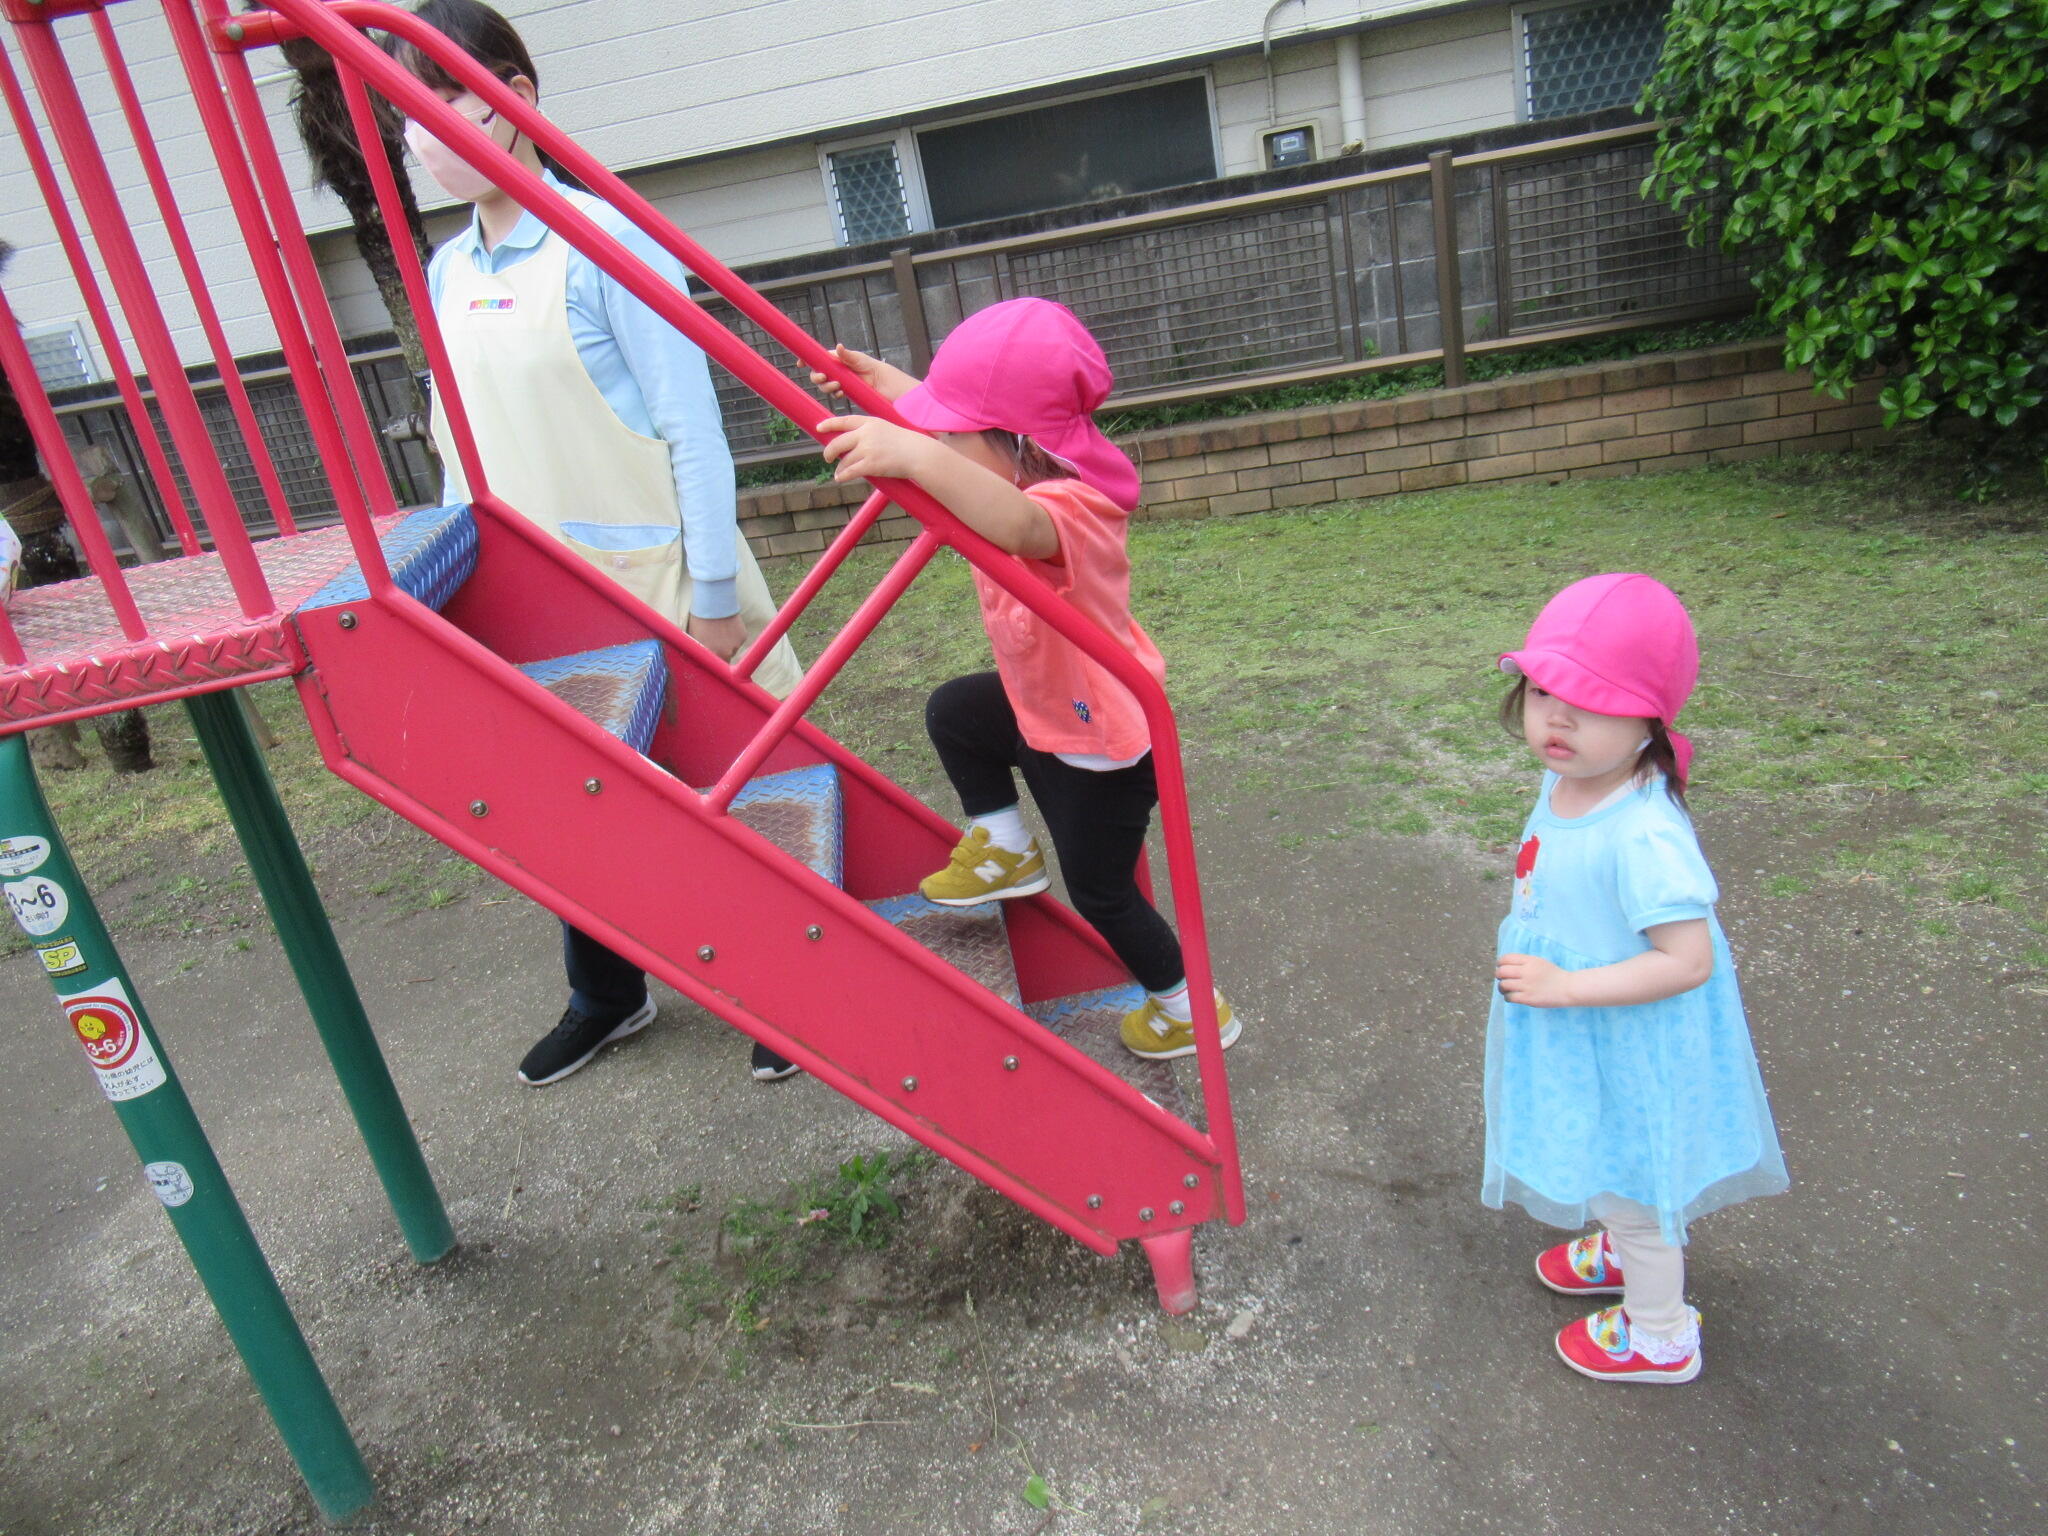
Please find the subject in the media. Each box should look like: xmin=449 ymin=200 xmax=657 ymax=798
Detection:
xmin=2 ymin=731 xmax=2043 ymax=1535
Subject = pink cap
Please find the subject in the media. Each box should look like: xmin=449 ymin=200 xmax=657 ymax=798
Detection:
xmin=893 ymin=298 xmax=1140 ymax=510
xmin=1501 ymin=573 xmax=1700 ymax=780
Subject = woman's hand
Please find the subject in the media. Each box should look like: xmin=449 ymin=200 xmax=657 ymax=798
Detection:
xmin=810 ymin=343 xmax=920 ymax=403
xmin=686 ymin=611 xmax=748 ymax=663
xmin=817 ymin=414 xmax=941 ymax=485
xmin=1496 ymin=953 xmax=1576 ymax=1008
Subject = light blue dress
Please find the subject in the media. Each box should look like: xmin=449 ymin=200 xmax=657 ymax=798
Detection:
xmin=1483 ymin=773 xmax=1788 ymax=1246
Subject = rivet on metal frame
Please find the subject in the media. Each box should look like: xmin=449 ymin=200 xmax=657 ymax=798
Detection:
xmin=1168 ymin=1200 xmax=1185 ymax=1216
xmin=584 ymin=778 xmax=602 ymax=794
xmin=1183 ymin=1173 xmax=1200 ymax=1189
xmin=805 ymin=925 xmax=823 ymax=941
xmin=696 ymin=945 xmax=714 ymax=962
xmin=1138 ymin=1207 xmax=1155 ymax=1222
xmin=1086 ymin=1194 xmax=1103 ymax=1210
xmin=1002 ymin=1056 xmax=1018 ymax=1071
xmin=337 ymin=611 xmax=358 ymax=630
xmin=468 ymin=800 xmax=487 ymax=817
xmin=224 ymin=20 xmax=245 ymax=41
xmin=901 ymin=1076 xmax=918 ymax=1092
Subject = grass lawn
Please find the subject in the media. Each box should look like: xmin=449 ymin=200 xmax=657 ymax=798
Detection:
xmin=20 ymin=443 xmax=2045 ymax=965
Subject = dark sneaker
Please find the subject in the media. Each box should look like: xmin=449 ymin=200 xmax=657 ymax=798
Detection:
xmin=751 ymin=1039 xmax=801 ymax=1083
xmin=517 ymin=997 xmax=655 ymax=1086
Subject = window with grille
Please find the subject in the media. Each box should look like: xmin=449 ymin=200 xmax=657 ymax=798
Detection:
xmin=1521 ymin=0 xmax=1670 ymax=121
xmin=917 ymin=77 xmax=1217 ymax=230
xmin=826 ymin=142 xmax=913 ymax=247
xmin=24 ymin=322 xmax=95 ymax=391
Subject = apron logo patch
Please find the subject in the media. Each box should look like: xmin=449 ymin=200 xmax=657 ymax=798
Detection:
xmin=468 ymin=297 xmax=517 ymax=313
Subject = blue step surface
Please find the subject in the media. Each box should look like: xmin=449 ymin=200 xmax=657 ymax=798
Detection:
xmin=1025 ymin=983 xmax=1187 ymax=1119
xmin=868 ymin=892 xmax=1021 ymax=1007
xmin=727 ymin=763 xmax=844 ymax=887
xmin=517 ymin=640 xmax=667 ymax=754
xmin=298 ymin=502 xmax=477 ymax=614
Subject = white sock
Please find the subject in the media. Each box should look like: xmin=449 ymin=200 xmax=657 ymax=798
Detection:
xmin=970 ymin=806 xmax=1031 ymax=854
xmin=1149 ymin=979 xmax=1192 ymax=1022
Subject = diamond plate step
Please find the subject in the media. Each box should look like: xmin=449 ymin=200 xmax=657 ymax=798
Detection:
xmin=868 ymin=892 xmax=1021 ymax=1007
xmin=517 ymin=639 xmax=666 ymax=754
xmin=727 ymin=763 xmax=844 ymax=886
xmin=1024 ymin=983 xmax=1188 ymax=1120
xmin=298 ymin=502 xmax=477 ymax=614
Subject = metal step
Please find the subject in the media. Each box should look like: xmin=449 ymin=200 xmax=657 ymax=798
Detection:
xmin=515 ymin=639 xmax=666 ymax=754
xmin=1024 ymin=982 xmax=1187 ymax=1120
xmin=298 ymin=502 xmax=477 ymax=615
xmin=868 ymin=892 xmax=1022 ymax=1007
xmin=726 ymin=762 xmax=844 ymax=887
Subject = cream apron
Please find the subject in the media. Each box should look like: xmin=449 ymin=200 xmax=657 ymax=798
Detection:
xmin=430 ymin=195 xmax=801 ymax=698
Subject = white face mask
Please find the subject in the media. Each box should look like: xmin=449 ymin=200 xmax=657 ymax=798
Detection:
xmin=403 ymin=93 xmax=516 ymax=203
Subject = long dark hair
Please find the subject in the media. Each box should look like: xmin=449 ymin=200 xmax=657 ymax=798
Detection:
xmin=1499 ymin=676 xmax=1689 ymax=809
xmin=386 ymin=0 xmax=583 ymax=188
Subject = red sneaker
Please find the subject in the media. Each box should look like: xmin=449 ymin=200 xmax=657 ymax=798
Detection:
xmin=1556 ymin=1305 xmax=1701 ymax=1384
xmin=1536 ymin=1231 xmax=1625 ymax=1295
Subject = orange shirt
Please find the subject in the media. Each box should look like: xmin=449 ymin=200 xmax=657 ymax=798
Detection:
xmin=972 ymin=478 xmax=1167 ymax=760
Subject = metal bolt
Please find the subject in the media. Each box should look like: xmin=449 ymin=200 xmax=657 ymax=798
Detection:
xmin=584 ymin=778 xmax=602 ymax=794
xmin=805 ymin=924 xmax=822 ymax=941
xmin=1138 ymin=1207 xmax=1155 ymax=1223
xmin=1183 ymin=1174 xmax=1200 ymax=1189
xmin=224 ymin=20 xmax=244 ymax=41
xmin=1169 ymin=1201 xmax=1185 ymax=1216
xmin=901 ymin=1076 xmax=917 ymax=1092
xmin=468 ymin=800 xmax=487 ymax=817
xmin=337 ymin=611 xmax=358 ymax=630
xmin=1002 ymin=1056 xmax=1018 ymax=1071
xmin=1086 ymin=1195 xmax=1102 ymax=1210
xmin=696 ymin=945 xmax=714 ymax=962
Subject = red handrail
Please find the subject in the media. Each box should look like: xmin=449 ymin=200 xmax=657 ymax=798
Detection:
xmin=90 ymin=9 xmax=298 ymax=538
xmin=0 ymin=30 xmax=202 ymax=558
xmin=734 ymin=490 xmax=893 ymax=682
xmin=233 ymin=0 xmax=1243 ymax=1222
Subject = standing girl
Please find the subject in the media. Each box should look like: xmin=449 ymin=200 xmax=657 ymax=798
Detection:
xmin=812 ymin=298 xmax=1235 ymax=1060
xmin=1487 ymin=573 xmax=1787 ymax=1383
xmin=391 ymin=0 xmax=801 ymax=1086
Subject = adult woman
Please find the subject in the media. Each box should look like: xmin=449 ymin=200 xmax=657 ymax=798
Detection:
xmin=392 ymin=0 xmax=801 ymax=1086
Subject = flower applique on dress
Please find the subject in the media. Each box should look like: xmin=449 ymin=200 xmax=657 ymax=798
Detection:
xmin=1513 ymin=834 xmax=1541 ymax=921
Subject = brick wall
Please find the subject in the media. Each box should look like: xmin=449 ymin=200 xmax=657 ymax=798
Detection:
xmin=738 ymin=341 xmax=1894 ymax=558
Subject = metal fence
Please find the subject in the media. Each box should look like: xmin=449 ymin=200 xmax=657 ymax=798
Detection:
xmin=53 ymin=121 xmax=1749 ymax=534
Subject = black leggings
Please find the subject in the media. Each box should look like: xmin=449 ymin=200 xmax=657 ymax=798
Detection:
xmin=925 ymin=672 xmax=1184 ymax=993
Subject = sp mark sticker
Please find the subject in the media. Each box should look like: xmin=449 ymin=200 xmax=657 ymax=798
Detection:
xmin=4 ymin=873 xmax=69 ymax=938
xmin=36 ymin=936 xmax=87 ymax=978
xmin=0 ymin=834 xmax=51 ymax=876
xmin=61 ymin=978 xmax=167 ymax=1103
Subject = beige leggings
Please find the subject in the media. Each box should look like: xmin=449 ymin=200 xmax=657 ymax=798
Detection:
xmin=1591 ymin=1195 xmax=1689 ymax=1340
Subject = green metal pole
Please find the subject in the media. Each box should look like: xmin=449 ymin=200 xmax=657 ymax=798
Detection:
xmin=0 ymin=732 xmax=374 ymax=1522
xmin=184 ymin=690 xmax=455 ymax=1264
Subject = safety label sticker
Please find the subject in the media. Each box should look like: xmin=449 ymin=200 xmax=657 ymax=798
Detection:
xmin=62 ymin=978 xmax=166 ymax=1102
xmin=144 ymin=1161 xmax=194 ymax=1209
xmin=5 ymin=873 xmax=69 ymax=938
xmin=36 ymin=936 xmax=87 ymax=978
xmin=0 ymin=835 xmax=51 ymax=876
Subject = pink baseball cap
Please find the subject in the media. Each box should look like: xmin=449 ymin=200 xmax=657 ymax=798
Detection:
xmin=893 ymin=298 xmax=1140 ymax=510
xmin=1500 ymin=573 xmax=1701 ymax=780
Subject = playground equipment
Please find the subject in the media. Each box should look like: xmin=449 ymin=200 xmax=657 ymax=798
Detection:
xmin=0 ymin=0 xmax=1243 ymax=1519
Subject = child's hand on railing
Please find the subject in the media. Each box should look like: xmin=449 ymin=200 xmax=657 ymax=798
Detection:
xmin=817 ymin=414 xmax=941 ymax=485
xmin=810 ymin=344 xmax=921 ymax=405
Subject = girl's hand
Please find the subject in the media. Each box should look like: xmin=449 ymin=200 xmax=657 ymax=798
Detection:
xmin=817 ymin=414 xmax=939 ymax=485
xmin=810 ymin=343 xmax=920 ymax=403
xmin=1496 ymin=953 xmax=1577 ymax=1008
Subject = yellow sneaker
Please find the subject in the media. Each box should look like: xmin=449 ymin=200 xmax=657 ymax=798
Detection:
xmin=1120 ymin=990 xmax=1240 ymax=1060
xmin=918 ymin=825 xmax=1050 ymax=906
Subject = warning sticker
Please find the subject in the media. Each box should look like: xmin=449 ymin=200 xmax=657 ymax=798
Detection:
xmin=5 ymin=874 xmax=69 ymax=938
xmin=0 ymin=835 xmax=51 ymax=876
xmin=144 ymin=1161 xmax=194 ymax=1209
xmin=36 ymin=936 xmax=87 ymax=978
xmin=62 ymin=978 xmax=166 ymax=1102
